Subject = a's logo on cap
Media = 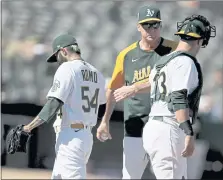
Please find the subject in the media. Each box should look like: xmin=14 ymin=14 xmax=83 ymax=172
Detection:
xmin=146 ymin=9 xmax=155 ymax=17
xmin=57 ymin=45 xmax=61 ymax=48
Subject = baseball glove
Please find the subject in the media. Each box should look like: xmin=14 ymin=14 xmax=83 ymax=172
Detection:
xmin=6 ymin=125 xmax=32 ymax=154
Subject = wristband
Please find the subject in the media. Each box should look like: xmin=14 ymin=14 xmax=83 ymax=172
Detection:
xmin=179 ymin=120 xmax=194 ymax=136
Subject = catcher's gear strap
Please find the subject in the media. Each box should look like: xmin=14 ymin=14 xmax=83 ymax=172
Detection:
xmin=38 ymin=97 xmax=63 ymax=122
xmin=151 ymin=51 xmax=195 ymax=103
xmin=151 ymin=51 xmax=203 ymax=124
xmin=179 ymin=120 xmax=194 ymax=136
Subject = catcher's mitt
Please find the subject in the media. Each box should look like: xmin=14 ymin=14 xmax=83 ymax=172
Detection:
xmin=6 ymin=125 xmax=32 ymax=154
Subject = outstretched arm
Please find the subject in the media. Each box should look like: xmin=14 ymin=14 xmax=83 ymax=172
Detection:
xmin=113 ymin=81 xmax=151 ymax=102
xmin=133 ymin=81 xmax=151 ymax=93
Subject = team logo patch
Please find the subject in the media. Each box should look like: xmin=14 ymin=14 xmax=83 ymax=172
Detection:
xmin=146 ymin=9 xmax=155 ymax=17
xmin=51 ymin=79 xmax=60 ymax=92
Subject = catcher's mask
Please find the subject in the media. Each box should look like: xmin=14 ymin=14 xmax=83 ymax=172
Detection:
xmin=175 ymin=15 xmax=216 ymax=48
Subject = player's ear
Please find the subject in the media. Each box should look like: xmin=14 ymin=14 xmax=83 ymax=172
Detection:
xmin=61 ymin=48 xmax=68 ymax=56
xmin=137 ymin=24 xmax=141 ymax=32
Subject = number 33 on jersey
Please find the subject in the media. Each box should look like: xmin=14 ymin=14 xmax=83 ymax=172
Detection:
xmin=150 ymin=67 xmax=168 ymax=101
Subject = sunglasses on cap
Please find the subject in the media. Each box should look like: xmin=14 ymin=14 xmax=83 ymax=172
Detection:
xmin=141 ymin=22 xmax=161 ymax=29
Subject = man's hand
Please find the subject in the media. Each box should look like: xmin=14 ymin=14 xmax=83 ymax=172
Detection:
xmin=113 ymin=85 xmax=136 ymax=102
xmin=181 ymin=135 xmax=195 ymax=157
xmin=96 ymin=120 xmax=112 ymax=142
xmin=23 ymin=125 xmax=31 ymax=133
xmin=6 ymin=125 xmax=32 ymax=154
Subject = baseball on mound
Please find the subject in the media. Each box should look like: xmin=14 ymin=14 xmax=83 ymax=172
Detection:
xmin=101 ymin=133 xmax=108 ymax=141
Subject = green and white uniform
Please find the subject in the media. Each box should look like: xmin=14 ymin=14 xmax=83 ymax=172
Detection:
xmin=143 ymin=51 xmax=202 ymax=179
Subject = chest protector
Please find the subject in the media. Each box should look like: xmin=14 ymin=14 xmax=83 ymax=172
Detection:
xmin=151 ymin=51 xmax=203 ymax=124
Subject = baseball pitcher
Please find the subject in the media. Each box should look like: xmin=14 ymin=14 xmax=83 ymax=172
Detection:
xmin=7 ymin=34 xmax=106 ymax=179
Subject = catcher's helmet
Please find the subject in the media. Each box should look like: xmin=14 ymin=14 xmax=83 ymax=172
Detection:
xmin=175 ymin=15 xmax=216 ymax=47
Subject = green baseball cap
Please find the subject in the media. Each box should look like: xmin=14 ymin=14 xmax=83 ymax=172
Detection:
xmin=175 ymin=19 xmax=206 ymax=38
xmin=46 ymin=34 xmax=78 ymax=63
xmin=138 ymin=5 xmax=162 ymax=24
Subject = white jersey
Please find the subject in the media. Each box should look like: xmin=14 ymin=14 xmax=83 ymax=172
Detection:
xmin=149 ymin=53 xmax=199 ymax=117
xmin=47 ymin=60 xmax=106 ymax=127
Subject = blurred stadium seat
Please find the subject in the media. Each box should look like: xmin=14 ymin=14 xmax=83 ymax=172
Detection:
xmin=2 ymin=1 xmax=222 ymax=106
xmin=1 ymin=0 xmax=223 ymax=127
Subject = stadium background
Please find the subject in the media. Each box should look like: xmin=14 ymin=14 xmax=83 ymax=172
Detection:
xmin=1 ymin=1 xmax=223 ymax=179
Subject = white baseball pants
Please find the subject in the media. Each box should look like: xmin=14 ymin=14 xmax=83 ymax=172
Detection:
xmin=143 ymin=116 xmax=187 ymax=179
xmin=51 ymin=126 xmax=93 ymax=179
xmin=187 ymin=139 xmax=209 ymax=179
xmin=122 ymin=136 xmax=149 ymax=179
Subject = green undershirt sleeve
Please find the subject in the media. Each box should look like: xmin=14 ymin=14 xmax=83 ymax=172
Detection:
xmin=171 ymin=89 xmax=189 ymax=112
xmin=38 ymin=97 xmax=63 ymax=123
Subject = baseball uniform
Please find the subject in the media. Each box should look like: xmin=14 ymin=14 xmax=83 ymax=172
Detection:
xmin=143 ymin=52 xmax=200 ymax=179
xmin=108 ymin=38 xmax=177 ymax=178
xmin=106 ymin=5 xmax=178 ymax=179
xmin=48 ymin=60 xmax=106 ymax=179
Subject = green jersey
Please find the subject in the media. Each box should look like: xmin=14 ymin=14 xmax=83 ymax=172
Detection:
xmin=108 ymin=37 xmax=178 ymax=137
